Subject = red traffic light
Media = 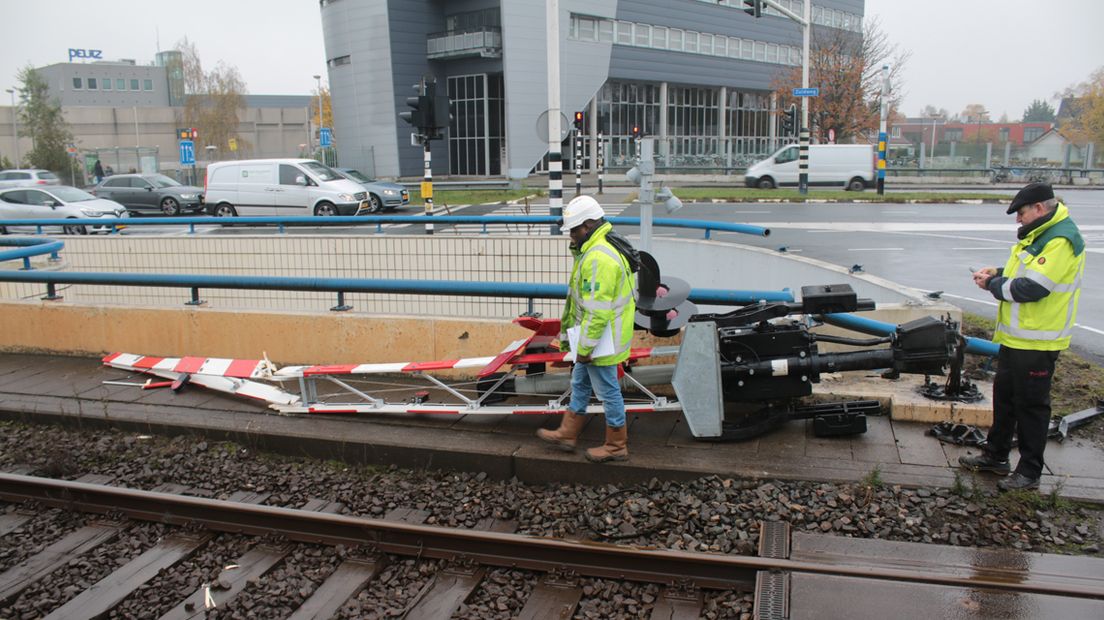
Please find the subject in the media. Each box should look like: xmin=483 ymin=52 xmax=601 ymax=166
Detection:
xmin=631 ymin=125 xmax=641 ymax=138
xmin=573 ymin=111 xmax=584 ymax=130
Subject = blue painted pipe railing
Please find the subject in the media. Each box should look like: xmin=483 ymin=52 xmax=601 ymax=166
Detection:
xmin=822 ymin=312 xmax=999 ymax=357
xmin=0 ymin=269 xmax=792 ymax=307
xmin=0 ymin=215 xmax=770 ymax=239
xmin=0 ymin=238 xmax=64 ymax=270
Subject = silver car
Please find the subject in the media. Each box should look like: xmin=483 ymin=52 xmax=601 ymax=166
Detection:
xmin=0 ymin=169 xmax=61 ymax=189
xmin=0 ymin=186 xmax=128 ymax=235
xmin=336 ymin=168 xmax=409 ymax=213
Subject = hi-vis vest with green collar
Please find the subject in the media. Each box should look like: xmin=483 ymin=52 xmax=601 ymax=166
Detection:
xmin=994 ymin=202 xmax=1085 ymax=351
xmin=561 ymin=222 xmax=636 ymax=366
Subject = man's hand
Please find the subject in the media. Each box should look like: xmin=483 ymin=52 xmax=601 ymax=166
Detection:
xmin=972 ymin=267 xmax=997 ymax=290
xmin=576 ymin=353 xmax=592 ymax=363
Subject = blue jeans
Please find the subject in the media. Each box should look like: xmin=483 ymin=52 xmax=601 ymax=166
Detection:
xmin=568 ymin=362 xmax=625 ymax=428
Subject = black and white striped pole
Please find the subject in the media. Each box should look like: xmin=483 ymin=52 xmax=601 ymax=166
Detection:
xmin=597 ymin=132 xmax=604 ymax=194
xmin=573 ymin=111 xmax=583 ymax=196
xmin=546 ymin=0 xmax=563 ymax=235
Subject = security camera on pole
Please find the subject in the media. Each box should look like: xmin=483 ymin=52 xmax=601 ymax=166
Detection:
xmin=744 ymin=0 xmax=812 ymax=195
xmin=399 ymin=76 xmax=452 ymax=235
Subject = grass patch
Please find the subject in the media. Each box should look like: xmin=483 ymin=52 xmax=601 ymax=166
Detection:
xmin=407 ymin=189 xmax=544 ymax=207
xmin=656 ymin=187 xmax=1010 ymax=203
xmin=861 ymin=465 xmax=884 ymax=489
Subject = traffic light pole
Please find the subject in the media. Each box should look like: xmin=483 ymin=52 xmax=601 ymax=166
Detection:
xmin=422 ymin=139 xmax=434 ymax=235
xmin=574 ymin=127 xmax=582 ymax=196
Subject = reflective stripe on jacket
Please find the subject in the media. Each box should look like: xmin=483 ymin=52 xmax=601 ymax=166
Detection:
xmin=560 ymin=222 xmax=636 ymax=365
xmin=993 ymin=203 xmax=1085 ymax=351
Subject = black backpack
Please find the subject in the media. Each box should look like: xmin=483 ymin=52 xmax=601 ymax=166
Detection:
xmin=605 ymin=229 xmax=642 ymax=273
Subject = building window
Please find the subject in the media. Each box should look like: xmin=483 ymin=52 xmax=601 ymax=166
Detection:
xmin=143 ymin=79 xmax=153 ymax=91
xmin=116 ymin=78 xmax=125 ymax=90
xmin=569 ymin=14 xmax=801 ymax=66
xmin=130 ymin=79 xmax=140 ymax=91
xmin=87 ymin=77 xmax=97 ymax=89
xmin=615 ymin=21 xmax=632 ymax=45
xmin=72 ymin=77 xmax=83 ymax=90
xmin=574 ymin=15 xmax=598 ymax=41
xmin=685 ymin=31 xmax=699 ymax=53
xmin=891 ymin=127 xmax=901 ymax=138
xmin=327 ymin=55 xmax=351 ymax=68
xmin=668 ymin=28 xmax=683 ymax=51
xmin=103 ymin=78 xmax=112 ymax=91
xmin=999 ymin=128 xmax=1010 ymax=142
xmin=652 ymin=26 xmax=667 ymax=49
xmin=447 ymin=73 xmax=504 ymax=176
xmin=945 ymin=128 xmax=963 ymax=141
xmin=598 ymin=20 xmax=613 ymax=43
xmin=1024 ymin=127 xmax=1044 ymax=142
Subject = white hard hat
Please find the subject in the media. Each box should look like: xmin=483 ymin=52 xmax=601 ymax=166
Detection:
xmin=560 ymin=195 xmax=605 ymax=232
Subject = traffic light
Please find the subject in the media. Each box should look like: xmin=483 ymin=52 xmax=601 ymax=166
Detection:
xmin=742 ymin=0 xmax=762 ymax=18
xmin=781 ymin=104 xmax=797 ymax=135
xmin=631 ymin=125 xmax=642 ymax=139
xmin=573 ymin=111 xmax=584 ymax=130
xmin=399 ymin=82 xmax=426 ymax=131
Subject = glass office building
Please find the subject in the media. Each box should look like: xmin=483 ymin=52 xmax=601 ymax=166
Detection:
xmin=320 ymin=0 xmax=864 ymax=179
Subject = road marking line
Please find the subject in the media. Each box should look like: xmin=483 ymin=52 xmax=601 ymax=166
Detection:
xmin=848 ymin=248 xmax=904 ymax=251
xmin=940 ymin=293 xmax=998 ymax=307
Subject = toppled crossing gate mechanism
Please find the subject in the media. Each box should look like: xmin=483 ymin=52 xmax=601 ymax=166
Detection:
xmin=672 ymin=284 xmax=960 ymax=441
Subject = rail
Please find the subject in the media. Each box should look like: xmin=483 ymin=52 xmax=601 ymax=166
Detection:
xmin=2 ymin=473 xmax=1099 ymax=599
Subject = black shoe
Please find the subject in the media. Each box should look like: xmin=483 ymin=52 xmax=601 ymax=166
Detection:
xmin=997 ymin=472 xmax=1040 ymax=492
xmin=958 ymin=454 xmax=1011 ymax=475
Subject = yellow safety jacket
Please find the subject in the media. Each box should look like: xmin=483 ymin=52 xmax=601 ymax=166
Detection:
xmin=561 ymin=222 xmax=636 ymax=366
xmin=993 ymin=203 xmax=1085 ymax=351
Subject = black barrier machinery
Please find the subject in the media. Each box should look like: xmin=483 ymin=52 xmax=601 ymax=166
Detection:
xmin=649 ymin=274 xmax=968 ymax=441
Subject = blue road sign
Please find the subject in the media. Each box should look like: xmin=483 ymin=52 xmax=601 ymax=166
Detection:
xmin=179 ymin=140 xmax=195 ymax=166
xmin=320 ymin=127 xmax=332 ymax=147
xmin=792 ymin=87 xmax=820 ymax=97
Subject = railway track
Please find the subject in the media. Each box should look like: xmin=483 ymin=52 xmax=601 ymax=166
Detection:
xmin=2 ymin=473 xmax=1103 ymax=619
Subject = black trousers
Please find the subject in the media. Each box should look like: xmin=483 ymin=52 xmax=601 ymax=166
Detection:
xmin=985 ymin=346 xmax=1060 ymax=479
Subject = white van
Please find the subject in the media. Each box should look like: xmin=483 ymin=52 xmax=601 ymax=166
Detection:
xmin=744 ymin=144 xmax=874 ymax=191
xmin=204 ymin=159 xmax=369 ymax=216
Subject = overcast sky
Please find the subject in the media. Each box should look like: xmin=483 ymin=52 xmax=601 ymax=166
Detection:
xmin=3 ymin=0 xmax=1102 ymax=121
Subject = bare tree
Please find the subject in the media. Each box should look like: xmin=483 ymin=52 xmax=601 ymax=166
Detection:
xmin=175 ymin=38 xmax=249 ymax=156
xmin=1056 ymin=66 xmax=1104 ymax=160
xmin=959 ymin=104 xmax=990 ymax=123
xmin=771 ymin=17 xmax=910 ymax=143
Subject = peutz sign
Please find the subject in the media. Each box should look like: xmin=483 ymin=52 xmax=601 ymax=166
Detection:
xmin=68 ymin=48 xmax=103 ymax=62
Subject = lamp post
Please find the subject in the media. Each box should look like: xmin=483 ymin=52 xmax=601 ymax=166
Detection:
xmin=5 ymin=88 xmax=19 ymax=167
xmin=313 ymin=74 xmax=323 ymax=165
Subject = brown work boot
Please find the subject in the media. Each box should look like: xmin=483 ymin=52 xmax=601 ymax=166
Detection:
xmin=585 ymin=425 xmax=629 ymax=463
xmin=536 ymin=410 xmax=587 ymax=451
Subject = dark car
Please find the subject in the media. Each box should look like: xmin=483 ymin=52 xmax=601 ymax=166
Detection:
xmin=335 ymin=168 xmax=409 ymax=213
xmin=92 ymin=173 xmax=204 ymax=216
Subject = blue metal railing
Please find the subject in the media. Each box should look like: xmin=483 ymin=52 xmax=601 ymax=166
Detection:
xmin=0 ymin=269 xmax=793 ymax=309
xmin=0 ymin=215 xmax=771 ymax=239
xmin=0 ymin=237 xmax=65 ymax=270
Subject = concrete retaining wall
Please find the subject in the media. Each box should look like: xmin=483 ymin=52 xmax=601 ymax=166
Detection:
xmin=0 ymin=233 xmax=958 ymax=363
